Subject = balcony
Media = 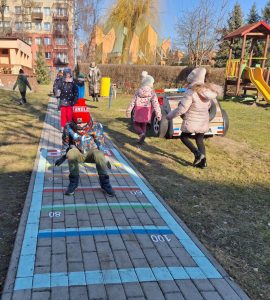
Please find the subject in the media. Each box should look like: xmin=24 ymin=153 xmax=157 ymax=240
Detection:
xmin=53 ymin=57 xmax=69 ymax=65
xmin=31 ymin=12 xmax=43 ymax=21
xmin=0 ymin=27 xmax=12 ymax=35
xmin=53 ymin=26 xmax=69 ymax=36
xmin=52 ymin=14 xmax=69 ymax=21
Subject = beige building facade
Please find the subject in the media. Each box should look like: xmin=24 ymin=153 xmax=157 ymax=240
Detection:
xmin=0 ymin=38 xmax=32 ymax=74
xmin=88 ymin=24 xmax=171 ymax=65
xmin=1 ymin=0 xmax=75 ymax=72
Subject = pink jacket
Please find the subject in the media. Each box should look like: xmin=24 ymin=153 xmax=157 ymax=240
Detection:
xmin=127 ymin=86 xmax=161 ymax=123
xmin=167 ymin=85 xmax=222 ymax=133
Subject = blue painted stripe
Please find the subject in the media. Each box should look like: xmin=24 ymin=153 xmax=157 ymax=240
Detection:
xmin=16 ymin=149 xmax=47 ymax=278
xmin=14 ymin=266 xmax=210 ymax=290
xmin=38 ymin=226 xmax=173 ymax=238
xmin=111 ymin=148 xmax=222 ymax=279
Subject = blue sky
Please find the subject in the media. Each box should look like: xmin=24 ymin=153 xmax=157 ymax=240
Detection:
xmin=98 ymin=0 xmax=267 ymax=43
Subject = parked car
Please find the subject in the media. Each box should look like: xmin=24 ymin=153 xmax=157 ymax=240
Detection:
xmin=131 ymin=88 xmax=229 ymax=138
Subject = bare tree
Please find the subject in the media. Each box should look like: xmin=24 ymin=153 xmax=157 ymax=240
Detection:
xmin=0 ymin=0 xmax=7 ymax=33
xmin=176 ymin=0 xmax=228 ymax=67
xmin=76 ymin=0 xmax=101 ymax=62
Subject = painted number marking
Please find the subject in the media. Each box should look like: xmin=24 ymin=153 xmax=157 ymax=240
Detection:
xmin=151 ymin=235 xmax=171 ymax=243
xmin=130 ymin=191 xmax=143 ymax=196
xmin=49 ymin=211 xmax=61 ymax=218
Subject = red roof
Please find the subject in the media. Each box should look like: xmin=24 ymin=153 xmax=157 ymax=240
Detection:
xmin=224 ymin=21 xmax=270 ymax=40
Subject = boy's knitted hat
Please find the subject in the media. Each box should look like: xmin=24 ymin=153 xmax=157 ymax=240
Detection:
xmin=141 ymin=74 xmax=155 ymax=87
xmin=72 ymin=98 xmax=91 ymax=124
xmin=78 ymin=73 xmax=85 ymax=81
xmin=187 ymin=67 xmax=206 ymax=86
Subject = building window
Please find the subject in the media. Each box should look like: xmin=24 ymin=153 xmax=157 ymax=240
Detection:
xmin=15 ymin=22 xmax=23 ymax=31
xmin=56 ymin=23 xmax=65 ymax=32
xmin=44 ymin=7 xmax=51 ymax=16
xmin=4 ymin=6 xmax=9 ymax=13
xmin=45 ymin=52 xmax=51 ymax=59
xmin=24 ymin=7 xmax=31 ymax=15
xmin=35 ymin=37 xmax=42 ymax=45
xmin=44 ymin=37 xmax=51 ymax=45
xmin=24 ymin=37 xmax=32 ymax=45
xmin=44 ymin=22 xmax=51 ymax=31
xmin=56 ymin=8 xmax=67 ymax=16
xmin=35 ymin=22 xmax=42 ymax=30
xmin=1 ymin=49 xmax=8 ymax=55
xmin=15 ymin=6 xmax=21 ymax=14
xmin=0 ymin=21 xmax=10 ymax=28
xmin=56 ymin=38 xmax=66 ymax=45
xmin=56 ymin=52 xmax=68 ymax=62
xmin=24 ymin=22 xmax=32 ymax=30
xmin=32 ymin=7 xmax=42 ymax=13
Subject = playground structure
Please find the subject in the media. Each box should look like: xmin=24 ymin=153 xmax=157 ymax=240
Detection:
xmin=224 ymin=21 xmax=270 ymax=103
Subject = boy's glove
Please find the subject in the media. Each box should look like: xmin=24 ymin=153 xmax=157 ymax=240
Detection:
xmin=55 ymin=154 xmax=66 ymax=166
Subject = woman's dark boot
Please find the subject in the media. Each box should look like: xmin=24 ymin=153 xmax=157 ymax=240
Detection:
xmin=65 ymin=175 xmax=79 ymax=195
xmin=99 ymin=175 xmax=115 ymax=197
xmin=193 ymin=150 xmax=205 ymax=166
xmin=196 ymin=158 xmax=207 ymax=169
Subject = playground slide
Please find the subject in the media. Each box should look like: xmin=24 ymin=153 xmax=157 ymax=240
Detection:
xmin=246 ymin=67 xmax=270 ymax=103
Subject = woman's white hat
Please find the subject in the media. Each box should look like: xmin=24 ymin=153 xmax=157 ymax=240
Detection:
xmin=187 ymin=67 xmax=206 ymax=86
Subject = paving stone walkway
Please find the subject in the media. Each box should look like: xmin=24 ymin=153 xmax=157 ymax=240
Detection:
xmin=2 ymin=98 xmax=250 ymax=300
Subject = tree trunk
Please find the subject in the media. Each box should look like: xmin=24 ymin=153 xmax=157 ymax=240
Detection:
xmin=121 ymin=25 xmax=136 ymax=64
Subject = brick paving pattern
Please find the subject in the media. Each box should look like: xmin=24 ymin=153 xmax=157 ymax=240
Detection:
xmin=1 ymin=98 xmax=250 ymax=299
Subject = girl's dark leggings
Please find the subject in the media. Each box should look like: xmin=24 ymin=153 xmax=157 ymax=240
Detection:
xmin=180 ymin=132 xmax=205 ymax=155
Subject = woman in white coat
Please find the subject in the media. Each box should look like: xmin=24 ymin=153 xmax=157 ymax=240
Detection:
xmin=167 ymin=68 xmax=222 ymax=168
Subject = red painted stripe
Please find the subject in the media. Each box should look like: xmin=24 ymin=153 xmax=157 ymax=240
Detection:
xmin=47 ymin=173 xmax=129 ymax=177
xmin=43 ymin=187 xmax=140 ymax=193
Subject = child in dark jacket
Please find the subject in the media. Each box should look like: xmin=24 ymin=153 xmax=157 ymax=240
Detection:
xmin=76 ymin=73 xmax=85 ymax=99
xmin=13 ymin=69 xmax=32 ymax=105
xmin=59 ymin=69 xmax=78 ymax=130
xmin=53 ymin=70 xmax=63 ymax=111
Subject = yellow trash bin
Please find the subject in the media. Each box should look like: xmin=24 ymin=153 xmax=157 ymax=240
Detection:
xmin=100 ymin=77 xmax=111 ymax=97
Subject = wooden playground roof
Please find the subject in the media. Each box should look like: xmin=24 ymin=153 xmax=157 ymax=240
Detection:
xmin=224 ymin=21 xmax=270 ymax=40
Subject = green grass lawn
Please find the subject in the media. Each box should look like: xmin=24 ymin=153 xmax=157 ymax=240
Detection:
xmin=89 ymin=95 xmax=270 ymax=300
xmin=0 ymin=86 xmax=50 ymax=293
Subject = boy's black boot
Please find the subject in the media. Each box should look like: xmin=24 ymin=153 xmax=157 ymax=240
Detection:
xmin=99 ymin=175 xmax=115 ymax=197
xmin=193 ymin=150 xmax=205 ymax=166
xmin=65 ymin=175 xmax=79 ymax=195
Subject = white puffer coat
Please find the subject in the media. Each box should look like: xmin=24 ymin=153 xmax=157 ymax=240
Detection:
xmin=167 ymin=84 xmax=222 ymax=133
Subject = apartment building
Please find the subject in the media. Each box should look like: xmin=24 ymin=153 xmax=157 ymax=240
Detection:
xmin=1 ymin=0 xmax=75 ymax=72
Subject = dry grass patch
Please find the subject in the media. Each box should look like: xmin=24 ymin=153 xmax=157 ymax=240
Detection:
xmin=0 ymin=86 xmax=50 ymax=293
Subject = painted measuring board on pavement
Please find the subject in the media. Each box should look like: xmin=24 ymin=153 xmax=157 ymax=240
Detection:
xmin=13 ymin=148 xmax=222 ymax=292
xmin=111 ymin=147 xmax=222 ymax=279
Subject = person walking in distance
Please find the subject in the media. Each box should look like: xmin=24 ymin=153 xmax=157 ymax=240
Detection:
xmin=13 ymin=69 xmax=32 ymax=105
xmin=87 ymin=62 xmax=101 ymax=102
xmin=166 ymin=67 xmax=223 ymax=168
xmin=53 ymin=70 xmax=63 ymax=111
xmin=126 ymin=74 xmax=161 ymax=145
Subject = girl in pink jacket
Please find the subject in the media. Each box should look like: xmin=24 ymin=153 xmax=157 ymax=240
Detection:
xmin=167 ymin=68 xmax=222 ymax=168
xmin=127 ymin=74 xmax=161 ymax=145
